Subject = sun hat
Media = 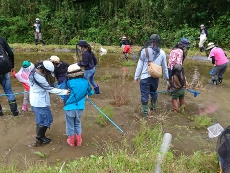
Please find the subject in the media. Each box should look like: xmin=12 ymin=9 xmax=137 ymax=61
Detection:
xmin=200 ymin=24 xmax=204 ymax=27
xmin=43 ymin=60 xmax=55 ymax=77
xmin=21 ymin=60 xmax=31 ymax=68
xmin=179 ymin=38 xmax=190 ymax=48
xmin=205 ymin=42 xmax=215 ymax=50
xmin=77 ymin=40 xmax=89 ymax=47
xmin=67 ymin=64 xmax=81 ymax=73
xmin=122 ymin=36 xmax=127 ymax=40
xmin=36 ymin=18 xmax=40 ymax=21
xmin=67 ymin=64 xmax=84 ymax=78
xmin=49 ymin=55 xmax=60 ymax=63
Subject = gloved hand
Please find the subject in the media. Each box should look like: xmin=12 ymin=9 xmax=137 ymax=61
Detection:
xmin=11 ymin=69 xmax=16 ymax=77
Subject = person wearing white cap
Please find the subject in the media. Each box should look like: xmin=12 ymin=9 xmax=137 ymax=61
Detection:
xmin=59 ymin=64 xmax=94 ymax=147
xmin=33 ymin=18 xmax=45 ymax=45
xmin=28 ymin=60 xmax=70 ymax=144
xmin=49 ymin=55 xmax=69 ymax=87
xmin=120 ymin=36 xmax=132 ymax=59
xmin=205 ymin=42 xmax=229 ymax=85
xmin=199 ymin=24 xmax=208 ymax=52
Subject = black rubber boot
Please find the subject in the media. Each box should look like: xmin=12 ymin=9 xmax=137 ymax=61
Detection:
xmin=40 ymin=40 xmax=45 ymax=45
xmin=36 ymin=124 xmax=51 ymax=144
xmin=35 ymin=39 xmax=38 ymax=45
xmin=0 ymin=104 xmax=3 ymax=116
xmin=9 ymin=101 xmax=19 ymax=116
xmin=94 ymin=85 xmax=100 ymax=94
xmin=218 ymin=78 xmax=223 ymax=84
xmin=212 ymin=80 xmax=218 ymax=85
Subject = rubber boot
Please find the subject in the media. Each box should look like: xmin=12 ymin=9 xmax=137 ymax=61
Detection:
xmin=9 ymin=101 xmax=19 ymax=116
xmin=22 ymin=104 xmax=28 ymax=112
xmin=35 ymin=39 xmax=38 ymax=45
xmin=0 ymin=104 xmax=3 ymax=116
xmin=212 ymin=80 xmax=218 ymax=85
xmin=218 ymin=78 xmax=223 ymax=84
xmin=94 ymin=85 xmax=100 ymax=94
xmin=40 ymin=39 xmax=45 ymax=45
xmin=36 ymin=124 xmax=51 ymax=144
xmin=76 ymin=134 xmax=82 ymax=146
xmin=172 ymin=99 xmax=178 ymax=113
xmin=150 ymin=99 xmax=156 ymax=111
xmin=179 ymin=98 xmax=185 ymax=112
xmin=67 ymin=135 xmax=75 ymax=147
xmin=141 ymin=103 xmax=148 ymax=118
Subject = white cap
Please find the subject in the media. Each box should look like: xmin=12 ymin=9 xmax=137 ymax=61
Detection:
xmin=49 ymin=55 xmax=60 ymax=63
xmin=36 ymin=18 xmax=40 ymax=21
xmin=43 ymin=60 xmax=55 ymax=77
xmin=68 ymin=64 xmax=81 ymax=73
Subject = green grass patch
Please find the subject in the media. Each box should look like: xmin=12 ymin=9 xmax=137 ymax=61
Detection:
xmin=189 ymin=115 xmax=213 ymax=129
xmin=120 ymin=60 xmax=136 ymax=66
xmin=95 ymin=106 xmax=114 ymax=126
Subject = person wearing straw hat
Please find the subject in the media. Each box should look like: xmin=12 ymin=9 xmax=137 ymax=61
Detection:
xmin=206 ymin=42 xmax=229 ymax=85
xmin=60 ymin=64 xmax=94 ymax=147
xmin=199 ymin=24 xmax=208 ymax=52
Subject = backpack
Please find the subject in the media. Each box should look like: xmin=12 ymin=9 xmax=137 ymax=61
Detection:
xmin=0 ymin=45 xmax=12 ymax=74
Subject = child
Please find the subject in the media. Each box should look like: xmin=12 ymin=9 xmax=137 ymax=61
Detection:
xmin=168 ymin=64 xmax=187 ymax=113
xmin=12 ymin=60 xmax=34 ymax=111
xmin=77 ymin=40 xmax=100 ymax=94
xmin=49 ymin=55 xmax=69 ymax=87
xmin=60 ymin=64 xmax=94 ymax=147
xmin=29 ymin=60 xmax=69 ymax=144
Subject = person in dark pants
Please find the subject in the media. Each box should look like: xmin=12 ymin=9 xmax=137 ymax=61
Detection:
xmin=0 ymin=37 xmax=19 ymax=116
xmin=134 ymin=34 xmax=169 ymax=118
xmin=205 ymin=42 xmax=229 ymax=85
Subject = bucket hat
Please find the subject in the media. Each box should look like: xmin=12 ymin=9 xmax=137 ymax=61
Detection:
xmin=205 ymin=42 xmax=215 ymax=50
xmin=179 ymin=38 xmax=190 ymax=48
xmin=21 ymin=60 xmax=31 ymax=68
xmin=43 ymin=60 xmax=55 ymax=77
xmin=77 ymin=40 xmax=89 ymax=47
xmin=49 ymin=55 xmax=60 ymax=63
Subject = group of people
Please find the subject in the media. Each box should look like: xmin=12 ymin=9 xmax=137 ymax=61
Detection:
xmin=134 ymin=31 xmax=229 ymax=118
xmin=0 ymin=38 xmax=100 ymax=147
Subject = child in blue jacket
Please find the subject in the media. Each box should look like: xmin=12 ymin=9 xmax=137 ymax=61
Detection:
xmin=60 ymin=64 xmax=94 ymax=147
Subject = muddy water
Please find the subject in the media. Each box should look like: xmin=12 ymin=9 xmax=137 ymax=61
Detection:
xmin=0 ymin=51 xmax=230 ymax=168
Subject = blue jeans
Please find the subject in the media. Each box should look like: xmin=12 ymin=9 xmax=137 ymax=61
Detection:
xmin=84 ymin=67 xmax=97 ymax=88
xmin=65 ymin=109 xmax=83 ymax=136
xmin=140 ymin=77 xmax=159 ymax=103
xmin=32 ymin=106 xmax=53 ymax=128
xmin=0 ymin=73 xmax=16 ymax=102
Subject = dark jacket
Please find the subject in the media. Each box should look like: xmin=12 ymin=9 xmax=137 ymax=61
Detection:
xmin=120 ymin=39 xmax=131 ymax=47
xmin=0 ymin=37 xmax=14 ymax=68
xmin=54 ymin=61 xmax=69 ymax=84
xmin=78 ymin=51 xmax=97 ymax=70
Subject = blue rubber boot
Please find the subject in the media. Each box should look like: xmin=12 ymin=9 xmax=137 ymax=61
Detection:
xmin=94 ymin=85 xmax=100 ymax=94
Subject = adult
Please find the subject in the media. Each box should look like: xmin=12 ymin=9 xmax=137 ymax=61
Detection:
xmin=120 ymin=36 xmax=131 ymax=60
xmin=77 ymin=40 xmax=100 ymax=94
xmin=199 ymin=24 xmax=208 ymax=52
xmin=134 ymin=34 xmax=169 ymax=118
xmin=206 ymin=42 xmax=229 ymax=85
xmin=28 ymin=60 xmax=69 ymax=144
xmin=0 ymin=37 xmax=19 ymax=116
xmin=33 ymin=18 xmax=45 ymax=45
xmin=168 ymin=38 xmax=190 ymax=78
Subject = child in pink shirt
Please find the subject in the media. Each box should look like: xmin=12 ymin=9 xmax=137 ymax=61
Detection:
xmin=206 ymin=42 xmax=229 ymax=85
xmin=12 ymin=61 xmax=34 ymax=111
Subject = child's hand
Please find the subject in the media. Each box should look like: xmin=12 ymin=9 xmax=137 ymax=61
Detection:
xmin=66 ymin=90 xmax=70 ymax=95
xmin=11 ymin=69 xmax=16 ymax=77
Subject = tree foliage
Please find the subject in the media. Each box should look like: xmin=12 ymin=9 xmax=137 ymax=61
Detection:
xmin=0 ymin=0 xmax=229 ymax=47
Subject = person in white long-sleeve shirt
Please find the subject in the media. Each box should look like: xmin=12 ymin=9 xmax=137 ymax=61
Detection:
xmin=134 ymin=34 xmax=169 ymax=118
xmin=29 ymin=60 xmax=69 ymax=144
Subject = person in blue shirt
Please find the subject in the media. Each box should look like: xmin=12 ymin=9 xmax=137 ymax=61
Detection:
xmin=60 ymin=64 xmax=94 ymax=147
xmin=134 ymin=34 xmax=169 ymax=118
xmin=77 ymin=40 xmax=100 ymax=94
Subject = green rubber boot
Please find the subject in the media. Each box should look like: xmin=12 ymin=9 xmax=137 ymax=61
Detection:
xmin=150 ymin=100 xmax=157 ymax=111
xmin=141 ymin=104 xmax=148 ymax=118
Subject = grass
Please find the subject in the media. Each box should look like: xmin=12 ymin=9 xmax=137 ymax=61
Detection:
xmin=189 ymin=115 xmax=213 ymax=129
xmin=99 ymin=71 xmax=113 ymax=82
xmin=120 ymin=60 xmax=136 ymax=66
xmin=95 ymin=106 xmax=114 ymax=126
xmin=0 ymin=122 xmax=219 ymax=172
